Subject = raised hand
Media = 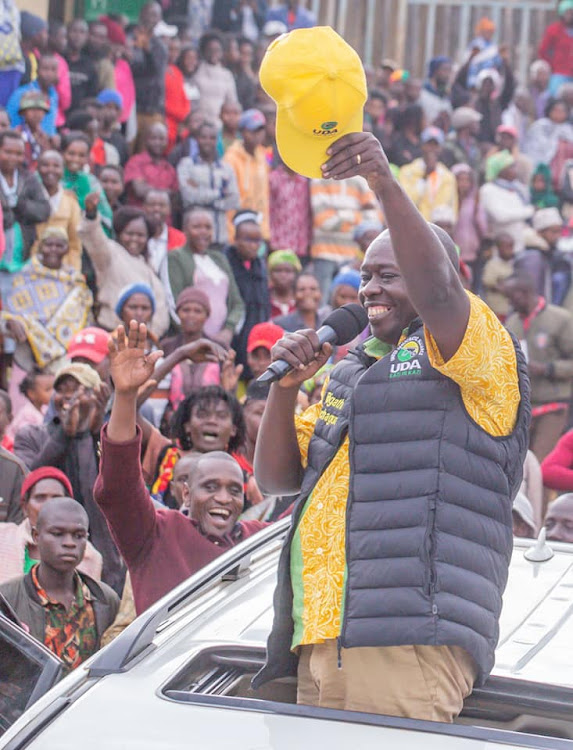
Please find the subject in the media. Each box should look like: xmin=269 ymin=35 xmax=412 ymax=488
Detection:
xmin=84 ymin=191 xmax=101 ymax=215
xmin=220 ymin=349 xmax=244 ymax=393
xmin=108 ymin=321 xmax=163 ymax=396
xmin=321 ymin=131 xmax=392 ymax=193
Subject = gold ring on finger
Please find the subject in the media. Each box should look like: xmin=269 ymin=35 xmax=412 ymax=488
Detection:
xmin=356 ymin=153 xmax=362 ymax=166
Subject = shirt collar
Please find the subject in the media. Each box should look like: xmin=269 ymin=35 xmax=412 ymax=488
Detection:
xmin=31 ymin=564 xmax=91 ymax=607
xmin=362 ymin=319 xmax=422 ymax=360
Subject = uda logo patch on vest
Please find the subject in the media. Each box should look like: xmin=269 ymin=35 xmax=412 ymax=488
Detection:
xmin=389 ymin=336 xmax=425 ymax=378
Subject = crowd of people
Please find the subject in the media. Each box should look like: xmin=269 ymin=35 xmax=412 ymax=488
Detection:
xmin=0 ymin=0 xmax=572 ymax=697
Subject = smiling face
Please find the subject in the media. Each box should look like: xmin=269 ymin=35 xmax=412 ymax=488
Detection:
xmin=119 ymin=217 xmax=149 ymax=257
xmin=186 ymin=398 xmax=237 ymax=453
xmin=63 ymin=138 xmax=89 ymax=174
xmin=39 ymin=235 xmax=69 ymax=269
xmin=359 ymin=235 xmax=418 ymax=345
xmin=38 ymin=150 xmax=63 ymax=192
xmin=186 ymin=211 xmax=213 ymax=253
xmin=185 ymin=454 xmax=244 ymax=537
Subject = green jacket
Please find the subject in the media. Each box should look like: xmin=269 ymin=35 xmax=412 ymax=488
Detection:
xmin=506 ymin=301 xmax=573 ymax=405
xmin=167 ymin=244 xmax=245 ymax=334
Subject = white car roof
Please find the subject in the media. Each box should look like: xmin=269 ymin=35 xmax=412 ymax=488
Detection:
xmin=3 ymin=525 xmax=573 ymax=750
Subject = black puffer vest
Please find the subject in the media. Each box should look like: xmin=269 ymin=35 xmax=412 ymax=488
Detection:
xmin=253 ymin=321 xmax=531 ymax=689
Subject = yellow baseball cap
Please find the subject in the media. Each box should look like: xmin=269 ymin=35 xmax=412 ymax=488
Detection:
xmin=259 ymin=26 xmax=367 ymax=179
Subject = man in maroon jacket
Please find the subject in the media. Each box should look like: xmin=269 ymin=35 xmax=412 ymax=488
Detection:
xmin=93 ymin=322 xmax=266 ymax=614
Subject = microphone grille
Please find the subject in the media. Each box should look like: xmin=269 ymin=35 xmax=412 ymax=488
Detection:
xmin=323 ymin=303 xmax=368 ymax=345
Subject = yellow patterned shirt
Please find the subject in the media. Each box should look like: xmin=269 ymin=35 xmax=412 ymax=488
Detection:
xmin=290 ymin=292 xmax=520 ymax=649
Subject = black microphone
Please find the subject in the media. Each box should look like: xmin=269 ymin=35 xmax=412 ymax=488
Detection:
xmin=257 ymin=303 xmax=368 ymax=385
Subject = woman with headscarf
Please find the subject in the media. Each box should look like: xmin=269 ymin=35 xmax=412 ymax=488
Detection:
xmin=479 ymin=151 xmax=534 ymax=252
xmin=160 ymin=288 xmax=221 ymax=408
xmin=530 ymin=163 xmax=561 ymax=209
xmin=2 ymin=226 xmax=93 ymax=375
xmin=79 ymin=196 xmax=169 ymax=337
xmin=523 ymin=98 xmax=573 ymax=169
xmin=268 ymin=249 xmax=300 ymax=318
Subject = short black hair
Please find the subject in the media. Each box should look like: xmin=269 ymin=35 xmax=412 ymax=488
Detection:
xmin=199 ymin=31 xmax=223 ymax=57
xmin=113 ymin=206 xmax=155 ymax=241
xmin=66 ymin=110 xmax=95 ymax=132
xmin=61 ymin=130 xmax=90 ymax=152
xmin=368 ymin=89 xmax=388 ymax=104
xmin=545 ymin=97 xmax=569 ymax=118
xmin=100 ymin=163 xmax=124 ymax=181
xmin=171 ymin=386 xmax=245 ymax=453
xmin=19 ymin=367 xmax=48 ymax=398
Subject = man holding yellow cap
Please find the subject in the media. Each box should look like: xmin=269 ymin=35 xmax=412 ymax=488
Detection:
xmin=253 ymin=26 xmax=530 ymax=722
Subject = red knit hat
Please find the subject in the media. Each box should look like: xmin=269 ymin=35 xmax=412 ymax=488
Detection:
xmin=21 ymin=467 xmax=74 ymax=502
xmin=98 ymin=15 xmax=126 ymax=45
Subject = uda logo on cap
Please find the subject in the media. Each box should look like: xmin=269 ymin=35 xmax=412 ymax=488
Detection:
xmin=313 ymin=121 xmax=339 ymax=136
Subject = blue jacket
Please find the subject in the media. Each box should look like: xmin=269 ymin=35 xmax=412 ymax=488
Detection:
xmin=7 ymin=81 xmax=58 ymax=136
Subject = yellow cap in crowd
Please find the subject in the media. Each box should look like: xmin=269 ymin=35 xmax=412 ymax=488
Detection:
xmin=259 ymin=26 xmax=367 ymax=179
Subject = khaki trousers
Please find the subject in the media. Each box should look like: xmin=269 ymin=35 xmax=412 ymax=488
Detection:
xmin=297 ymin=639 xmax=477 ymax=723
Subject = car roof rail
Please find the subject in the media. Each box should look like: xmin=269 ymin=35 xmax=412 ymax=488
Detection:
xmin=88 ymin=518 xmax=289 ymax=678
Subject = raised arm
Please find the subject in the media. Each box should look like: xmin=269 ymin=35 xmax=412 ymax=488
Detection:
xmin=78 ymin=193 xmax=112 ymax=273
xmin=322 ymin=133 xmax=470 ymax=361
xmin=93 ymin=322 xmax=164 ymax=564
